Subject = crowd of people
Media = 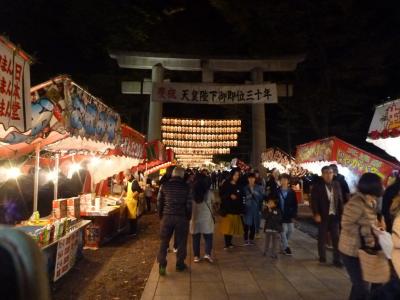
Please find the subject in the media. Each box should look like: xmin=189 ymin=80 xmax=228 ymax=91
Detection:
xmin=310 ymin=165 xmax=400 ymax=299
xmin=154 ymin=166 xmax=299 ymax=274
xmin=150 ymin=164 xmax=400 ymax=299
xmin=113 ymin=161 xmax=400 ymax=299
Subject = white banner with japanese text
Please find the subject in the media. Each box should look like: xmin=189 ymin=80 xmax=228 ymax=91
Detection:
xmin=0 ymin=37 xmax=31 ymax=132
xmin=152 ymin=82 xmax=278 ymax=105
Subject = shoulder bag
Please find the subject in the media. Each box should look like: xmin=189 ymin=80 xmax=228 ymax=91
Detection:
xmin=358 ymin=225 xmax=391 ymax=284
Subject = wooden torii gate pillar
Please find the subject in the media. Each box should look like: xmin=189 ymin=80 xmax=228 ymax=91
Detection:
xmin=110 ymin=52 xmax=304 ymax=171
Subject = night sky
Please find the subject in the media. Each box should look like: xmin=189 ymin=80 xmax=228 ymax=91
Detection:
xmin=1 ymin=0 xmax=400 ymax=162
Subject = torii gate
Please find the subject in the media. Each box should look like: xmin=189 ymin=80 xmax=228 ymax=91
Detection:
xmin=110 ymin=52 xmax=303 ymax=170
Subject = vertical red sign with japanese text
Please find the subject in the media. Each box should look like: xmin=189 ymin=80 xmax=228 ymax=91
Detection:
xmin=0 ymin=37 xmax=31 ymax=132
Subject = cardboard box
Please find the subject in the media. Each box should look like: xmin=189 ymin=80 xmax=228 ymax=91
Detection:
xmin=52 ymin=199 xmax=67 ymax=219
xmin=67 ymin=197 xmax=80 ymax=218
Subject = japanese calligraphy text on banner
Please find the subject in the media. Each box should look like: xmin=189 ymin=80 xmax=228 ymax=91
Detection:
xmin=152 ymin=82 xmax=278 ymax=105
xmin=0 ymin=36 xmax=31 ymax=132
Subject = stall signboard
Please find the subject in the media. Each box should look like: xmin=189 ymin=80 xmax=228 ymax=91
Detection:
xmin=368 ymin=99 xmax=400 ymax=140
xmin=0 ymin=36 xmax=32 ymax=133
xmin=367 ymin=99 xmax=400 ymax=161
xmin=1 ymin=76 xmax=121 ymax=145
xmin=119 ymin=124 xmax=145 ymax=159
xmin=152 ymin=82 xmax=278 ymax=105
xmin=296 ymin=137 xmax=400 ymax=183
xmin=54 ymin=231 xmax=79 ymax=281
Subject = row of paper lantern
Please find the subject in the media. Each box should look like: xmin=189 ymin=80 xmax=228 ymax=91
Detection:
xmin=161 ymin=126 xmax=241 ymax=134
xmin=162 ymin=133 xmax=238 ymax=141
xmin=175 ymin=154 xmax=213 ymax=159
xmin=163 ymin=140 xmax=238 ymax=148
xmin=162 ymin=118 xmax=241 ymax=127
xmin=170 ymin=147 xmax=230 ymax=155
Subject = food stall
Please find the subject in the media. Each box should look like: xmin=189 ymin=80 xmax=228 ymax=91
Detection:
xmin=367 ymin=99 xmax=400 ymax=184
xmin=261 ymin=147 xmax=294 ymax=173
xmin=0 ymin=39 xmax=92 ymax=282
xmin=27 ymin=76 xmax=148 ymax=250
xmin=80 ymin=124 xmax=145 ymax=249
xmin=261 ymin=147 xmax=307 ymax=202
xmin=296 ymin=136 xmax=400 ymax=192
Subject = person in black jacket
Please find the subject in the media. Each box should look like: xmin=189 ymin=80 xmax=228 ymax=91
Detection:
xmin=311 ymin=166 xmax=344 ymax=266
xmin=277 ymin=173 xmax=298 ymax=256
xmin=219 ymin=169 xmax=244 ymax=249
xmin=263 ymin=198 xmax=282 ymax=258
xmin=330 ymin=164 xmax=350 ymax=204
xmin=266 ymin=168 xmax=280 ymax=198
xmin=157 ymin=167 xmax=192 ymax=275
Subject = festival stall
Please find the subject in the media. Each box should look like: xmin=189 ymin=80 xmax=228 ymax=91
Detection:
xmin=367 ymin=99 xmax=400 ymax=182
xmin=261 ymin=147 xmax=307 ymax=202
xmin=0 ymin=39 xmax=93 ymax=282
xmin=80 ymin=124 xmax=145 ymax=249
xmin=27 ymin=76 xmax=149 ymax=250
xmin=296 ymin=136 xmax=400 ymax=192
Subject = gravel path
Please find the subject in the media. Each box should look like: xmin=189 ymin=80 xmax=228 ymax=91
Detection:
xmin=52 ymin=213 xmax=159 ymax=300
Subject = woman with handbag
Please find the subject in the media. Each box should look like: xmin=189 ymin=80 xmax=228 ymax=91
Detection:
xmin=369 ymin=195 xmax=400 ymax=299
xmin=219 ymin=169 xmax=244 ymax=250
xmin=190 ymin=174 xmax=215 ymax=263
xmin=339 ymin=173 xmax=384 ymax=300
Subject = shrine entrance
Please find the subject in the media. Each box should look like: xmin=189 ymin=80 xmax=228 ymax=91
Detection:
xmin=110 ymin=52 xmax=303 ymax=170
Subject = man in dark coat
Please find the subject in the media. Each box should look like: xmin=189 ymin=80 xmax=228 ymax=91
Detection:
xmin=330 ymin=164 xmax=350 ymax=204
xmin=311 ymin=166 xmax=344 ymax=266
xmin=157 ymin=167 xmax=192 ymax=275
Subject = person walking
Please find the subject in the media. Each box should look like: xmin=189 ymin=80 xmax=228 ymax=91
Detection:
xmin=144 ymin=179 xmax=154 ymax=212
xmin=330 ymin=164 xmax=351 ymax=204
xmin=266 ymin=168 xmax=280 ymax=199
xmin=211 ymin=171 xmax=217 ymax=190
xmin=311 ymin=166 xmax=343 ymax=266
xmin=277 ymin=173 xmax=298 ymax=256
xmin=243 ymin=173 xmax=265 ymax=245
xmin=190 ymin=174 xmax=215 ymax=263
xmin=157 ymin=167 xmax=192 ymax=276
xmin=219 ymin=169 xmax=244 ymax=250
xmin=254 ymin=170 xmax=266 ymax=190
xmin=263 ymin=198 xmax=282 ymax=259
xmin=339 ymin=173 xmax=383 ymax=300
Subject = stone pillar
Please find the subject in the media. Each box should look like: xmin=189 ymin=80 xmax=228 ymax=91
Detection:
xmin=251 ymin=68 xmax=266 ymax=172
xmin=148 ymin=64 xmax=164 ymax=141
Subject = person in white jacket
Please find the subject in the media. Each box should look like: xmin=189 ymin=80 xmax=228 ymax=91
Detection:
xmin=190 ymin=173 xmax=215 ymax=263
